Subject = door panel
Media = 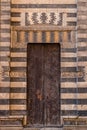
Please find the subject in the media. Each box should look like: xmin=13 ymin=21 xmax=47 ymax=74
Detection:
xmin=27 ymin=43 xmax=60 ymax=126
xmin=44 ymin=44 xmax=60 ymax=125
xmin=27 ymin=44 xmax=44 ymax=125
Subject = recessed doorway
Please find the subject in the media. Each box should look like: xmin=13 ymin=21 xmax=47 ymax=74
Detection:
xmin=27 ymin=43 xmax=60 ymax=127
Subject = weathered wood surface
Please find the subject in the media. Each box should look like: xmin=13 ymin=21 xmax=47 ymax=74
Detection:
xmin=27 ymin=43 xmax=60 ymax=126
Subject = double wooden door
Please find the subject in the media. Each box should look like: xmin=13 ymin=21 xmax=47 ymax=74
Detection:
xmin=27 ymin=43 xmax=60 ymax=127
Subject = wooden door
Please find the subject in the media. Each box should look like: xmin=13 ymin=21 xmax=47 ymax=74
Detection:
xmin=27 ymin=43 xmax=60 ymax=127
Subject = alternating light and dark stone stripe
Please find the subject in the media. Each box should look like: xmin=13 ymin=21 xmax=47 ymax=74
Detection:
xmin=10 ymin=28 xmax=77 ymax=118
xmin=1 ymin=0 xmax=87 ymax=125
xmin=11 ymin=1 xmax=77 ymax=27
xmin=10 ymin=0 xmax=79 ymax=119
xmin=11 ymin=4 xmax=77 ymax=8
xmin=76 ymin=0 xmax=87 ymax=117
xmin=0 ymin=0 xmax=11 ymax=116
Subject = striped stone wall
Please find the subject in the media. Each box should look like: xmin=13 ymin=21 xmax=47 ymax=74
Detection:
xmin=77 ymin=0 xmax=87 ymax=117
xmin=11 ymin=0 xmax=77 ymax=27
xmin=0 ymin=0 xmax=11 ymax=116
xmin=0 ymin=0 xmax=87 ymax=127
xmin=10 ymin=0 xmax=77 ymax=118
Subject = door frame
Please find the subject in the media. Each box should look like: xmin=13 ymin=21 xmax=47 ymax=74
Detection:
xmin=10 ymin=24 xmax=76 ymax=126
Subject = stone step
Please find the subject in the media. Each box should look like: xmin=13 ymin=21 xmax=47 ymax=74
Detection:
xmin=0 ymin=127 xmax=63 ymax=130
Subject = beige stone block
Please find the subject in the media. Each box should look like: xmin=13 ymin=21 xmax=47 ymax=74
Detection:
xmin=61 ymin=104 xmax=78 ymax=111
xmin=1 ymin=15 xmax=10 ymax=20
xmin=0 ymin=82 xmax=10 ymax=87
xmin=0 ymin=105 xmax=9 ymax=110
xmin=78 ymin=62 xmax=87 ymax=66
xmin=78 ymin=105 xmax=87 ymax=111
xmin=62 ymin=105 xmax=87 ymax=111
xmin=0 ymin=127 xmax=23 ymax=130
xmin=63 ymin=72 xmax=75 ymax=78
xmin=10 ymin=93 xmax=26 ymax=99
xmin=0 ymin=25 xmax=10 ymax=28
xmin=78 ymin=0 xmax=87 ymax=2
xmin=78 ymin=15 xmax=87 ymax=22
xmin=20 ymin=31 xmax=25 ymax=43
xmin=1 ymin=35 xmax=10 ymax=39
xmin=78 ymin=7 xmax=87 ymax=11
xmin=0 ymin=93 xmax=9 ymax=99
xmin=61 ymin=93 xmax=77 ymax=99
xmin=10 ymin=105 xmax=26 ymax=110
xmin=37 ymin=31 xmax=42 ymax=43
xmin=0 ymin=52 xmax=10 ymax=56
xmin=11 ymin=82 xmax=26 ymax=88
xmin=11 ymin=17 xmax=20 ymax=22
xmin=29 ymin=31 xmax=34 ymax=43
xmin=11 ymin=31 xmax=17 ymax=44
xmin=0 ymin=43 xmax=10 ymax=47
xmin=0 ymin=60 xmax=8 ymax=67
xmin=61 ymin=104 xmax=87 ymax=111
xmin=62 ymin=13 xmax=67 ymax=27
xmin=10 ymin=72 xmax=26 ymax=78
xmin=77 ymin=82 xmax=87 ymax=88
xmin=12 ymin=43 xmax=27 ymax=48
xmin=61 ymin=52 xmax=76 ymax=57
xmin=78 ymin=25 xmax=87 ymax=30
xmin=1 ymin=62 xmax=9 ymax=66
xmin=62 ymin=32 xmax=69 ymax=42
xmin=61 ymin=62 xmax=76 ymax=67
xmin=11 ymin=53 xmax=26 ymax=57
xmin=20 ymin=12 xmax=26 ymax=26
xmin=77 ymin=42 xmax=87 ymax=47
xmin=67 ymin=17 xmax=77 ymax=22
xmin=78 ymin=52 xmax=87 ymax=57
xmin=11 ymin=8 xmax=77 ymax=13
xmin=78 ymin=34 xmax=87 ymax=38
xmin=1 ymin=34 xmax=10 ymax=38
xmin=61 ymin=93 xmax=87 ymax=99
xmin=40 ymin=128 xmax=62 ymax=130
xmin=78 ymin=93 xmax=87 ymax=99
xmin=54 ymin=31 xmax=59 ymax=43
xmin=1 ymin=0 xmax=10 ymax=2
xmin=61 ymin=42 xmax=75 ymax=49
xmin=61 ymin=82 xmax=77 ymax=88
xmin=64 ymin=126 xmax=87 ymax=130
xmin=1 ymin=7 xmax=10 ymax=11
xmin=12 ymin=0 xmax=76 ymax=4
xmin=10 ymin=62 xmax=26 ymax=67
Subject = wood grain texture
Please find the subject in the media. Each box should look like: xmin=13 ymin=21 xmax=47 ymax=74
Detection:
xmin=27 ymin=43 xmax=60 ymax=126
